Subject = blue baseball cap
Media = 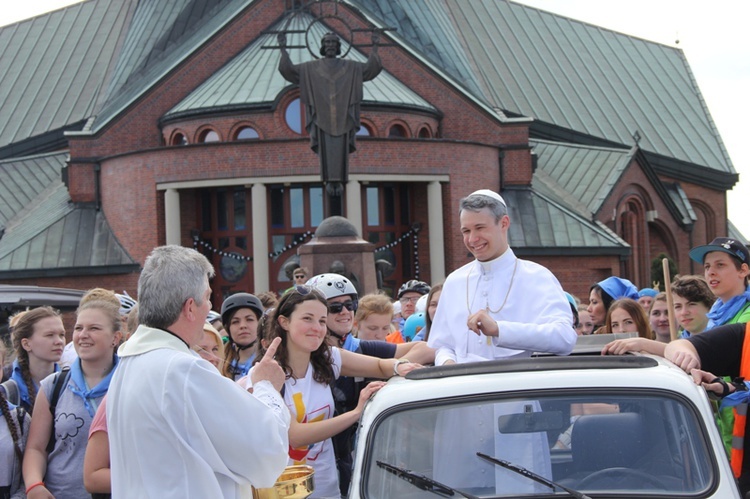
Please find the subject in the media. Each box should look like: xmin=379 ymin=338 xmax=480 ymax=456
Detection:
xmin=597 ymin=276 xmax=639 ymax=301
xmin=638 ymin=288 xmax=658 ymax=298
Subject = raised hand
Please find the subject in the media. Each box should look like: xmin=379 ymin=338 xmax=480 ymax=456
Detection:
xmin=250 ymin=337 xmax=286 ymax=392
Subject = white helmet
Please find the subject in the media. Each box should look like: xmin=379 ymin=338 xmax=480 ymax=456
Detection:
xmin=116 ymin=291 xmax=137 ymax=317
xmin=306 ymin=273 xmax=358 ymax=300
xmin=415 ymin=294 xmax=428 ymax=313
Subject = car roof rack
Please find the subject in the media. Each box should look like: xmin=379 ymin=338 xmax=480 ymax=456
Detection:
xmin=405 ymin=355 xmax=658 ymax=381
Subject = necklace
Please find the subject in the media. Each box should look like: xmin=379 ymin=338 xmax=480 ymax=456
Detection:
xmin=466 ymin=257 xmax=518 ymax=314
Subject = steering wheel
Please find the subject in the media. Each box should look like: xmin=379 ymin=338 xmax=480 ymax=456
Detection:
xmin=577 ymin=467 xmax=666 ymax=490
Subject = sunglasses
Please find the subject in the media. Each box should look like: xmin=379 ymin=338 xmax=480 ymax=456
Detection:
xmin=294 ymin=274 xmax=306 ymax=280
xmin=328 ymin=300 xmax=357 ymax=314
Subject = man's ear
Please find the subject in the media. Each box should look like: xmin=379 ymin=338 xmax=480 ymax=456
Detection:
xmin=183 ymin=297 xmax=198 ymax=322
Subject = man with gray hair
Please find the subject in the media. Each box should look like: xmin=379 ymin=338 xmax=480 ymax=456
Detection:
xmin=107 ymin=245 xmax=290 ymax=498
xmin=427 ymin=189 xmax=576 ymax=494
xmin=428 ymin=189 xmax=576 ymax=363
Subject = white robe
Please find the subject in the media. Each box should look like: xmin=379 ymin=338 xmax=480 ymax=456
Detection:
xmin=108 ymin=325 xmax=290 ymax=498
xmin=428 ymin=247 xmax=576 ymax=364
xmin=427 ymin=248 xmax=575 ymax=494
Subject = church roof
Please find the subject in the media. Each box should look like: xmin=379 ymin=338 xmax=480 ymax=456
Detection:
xmin=0 ymin=152 xmax=137 ymax=277
xmin=503 ymin=186 xmax=628 ymax=255
xmin=0 ymin=0 xmax=135 ymax=157
xmin=351 ymin=0 xmax=736 ymax=184
xmin=163 ymin=11 xmax=436 ymax=121
xmin=530 ymin=139 xmax=632 ymax=217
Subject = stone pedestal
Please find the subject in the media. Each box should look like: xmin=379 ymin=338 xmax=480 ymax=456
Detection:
xmin=298 ymin=217 xmax=377 ymax=296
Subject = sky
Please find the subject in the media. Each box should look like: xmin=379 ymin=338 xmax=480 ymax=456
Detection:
xmin=2 ymin=0 xmax=749 ymax=236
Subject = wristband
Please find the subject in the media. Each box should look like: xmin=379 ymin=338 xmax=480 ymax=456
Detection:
xmin=393 ymin=358 xmax=409 ymax=376
xmin=26 ymin=482 xmax=45 ymax=494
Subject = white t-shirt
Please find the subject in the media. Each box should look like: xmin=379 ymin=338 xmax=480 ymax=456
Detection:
xmin=248 ymin=347 xmax=343 ymax=499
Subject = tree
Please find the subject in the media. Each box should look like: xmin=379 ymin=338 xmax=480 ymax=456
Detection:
xmin=651 ymin=253 xmax=677 ymax=292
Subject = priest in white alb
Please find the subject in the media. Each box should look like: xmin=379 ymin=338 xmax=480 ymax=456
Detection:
xmin=427 ymin=189 xmax=577 ymax=494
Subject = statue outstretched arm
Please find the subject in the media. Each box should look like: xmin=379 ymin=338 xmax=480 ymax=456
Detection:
xmin=277 ymin=33 xmax=300 ymax=84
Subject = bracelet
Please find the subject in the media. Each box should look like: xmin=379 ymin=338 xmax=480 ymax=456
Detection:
xmin=26 ymin=482 xmax=45 ymax=494
xmin=393 ymin=358 xmax=409 ymax=376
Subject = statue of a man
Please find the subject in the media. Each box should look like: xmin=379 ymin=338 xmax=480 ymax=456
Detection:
xmin=278 ymin=31 xmax=382 ymax=193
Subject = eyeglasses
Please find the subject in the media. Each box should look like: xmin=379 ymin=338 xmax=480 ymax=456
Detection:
xmin=294 ymin=284 xmax=313 ymax=295
xmin=328 ymin=300 xmax=357 ymax=314
xmin=399 ymin=296 xmax=421 ymax=304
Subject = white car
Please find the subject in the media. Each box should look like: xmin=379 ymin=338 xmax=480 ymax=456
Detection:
xmin=348 ymin=350 xmax=739 ymax=498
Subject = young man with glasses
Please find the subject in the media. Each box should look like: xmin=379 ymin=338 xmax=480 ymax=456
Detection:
xmin=396 ymin=279 xmax=431 ymax=330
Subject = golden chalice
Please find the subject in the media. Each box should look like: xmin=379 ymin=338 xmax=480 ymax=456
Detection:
xmin=252 ymin=465 xmax=314 ymax=499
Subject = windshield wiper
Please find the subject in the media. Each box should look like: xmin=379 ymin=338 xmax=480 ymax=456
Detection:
xmin=377 ymin=460 xmax=481 ymax=499
xmin=476 ymin=452 xmax=592 ymax=499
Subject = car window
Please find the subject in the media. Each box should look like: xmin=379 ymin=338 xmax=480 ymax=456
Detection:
xmin=362 ymin=390 xmax=715 ymax=497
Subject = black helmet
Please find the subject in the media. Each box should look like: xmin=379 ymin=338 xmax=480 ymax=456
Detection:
xmin=398 ymin=279 xmax=431 ymax=299
xmin=220 ymin=293 xmax=264 ymax=328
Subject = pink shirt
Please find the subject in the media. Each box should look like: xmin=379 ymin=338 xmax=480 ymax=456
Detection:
xmin=88 ymin=395 xmax=108 ymax=437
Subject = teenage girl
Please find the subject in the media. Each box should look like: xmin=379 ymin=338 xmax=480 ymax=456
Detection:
xmin=23 ymin=297 xmax=122 ymax=499
xmin=221 ymin=293 xmax=263 ymax=380
xmin=1 ymin=308 xmax=65 ymax=414
xmin=249 ymin=286 xmax=420 ymax=498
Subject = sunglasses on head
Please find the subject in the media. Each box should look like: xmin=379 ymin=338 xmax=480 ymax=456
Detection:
xmin=328 ymin=300 xmax=357 ymax=314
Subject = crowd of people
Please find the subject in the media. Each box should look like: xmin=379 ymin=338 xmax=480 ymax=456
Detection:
xmin=0 ymin=188 xmax=749 ymax=497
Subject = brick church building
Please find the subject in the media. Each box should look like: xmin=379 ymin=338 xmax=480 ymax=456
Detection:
xmin=0 ymin=0 xmax=743 ymax=303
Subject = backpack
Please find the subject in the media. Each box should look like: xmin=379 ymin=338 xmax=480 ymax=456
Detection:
xmin=46 ymin=366 xmax=71 ymax=453
xmin=0 ymin=378 xmax=20 ymax=407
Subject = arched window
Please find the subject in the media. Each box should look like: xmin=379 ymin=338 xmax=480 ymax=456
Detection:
xmin=285 ymin=98 xmax=304 ymax=134
xmin=388 ymin=124 xmax=408 ymax=138
xmin=235 ymin=127 xmax=259 ymax=140
xmin=171 ymin=133 xmax=188 ymax=146
xmin=199 ymin=129 xmax=220 ymax=143
xmin=356 ymin=124 xmax=372 ymax=137
xmin=418 ymin=126 xmax=432 ymax=138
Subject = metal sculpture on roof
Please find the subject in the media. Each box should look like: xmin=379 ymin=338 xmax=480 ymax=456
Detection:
xmin=276 ymin=12 xmax=382 ymax=207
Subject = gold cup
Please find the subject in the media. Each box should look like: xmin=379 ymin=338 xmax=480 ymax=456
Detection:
xmin=252 ymin=465 xmax=315 ymax=499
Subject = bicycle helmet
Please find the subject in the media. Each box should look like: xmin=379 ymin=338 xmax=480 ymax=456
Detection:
xmin=206 ymin=310 xmax=222 ymax=325
xmin=116 ymin=291 xmax=137 ymax=317
xmin=398 ymin=280 xmax=431 ymax=299
xmin=306 ymin=273 xmax=358 ymax=300
xmin=220 ymin=293 xmax=264 ymax=328
xmin=403 ymin=312 xmax=426 ymax=341
xmin=415 ymin=294 xmax=428 ymax=313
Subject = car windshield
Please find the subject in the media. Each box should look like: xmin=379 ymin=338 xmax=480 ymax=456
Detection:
xmin=362 ymin=390 xmax=716 ymax=497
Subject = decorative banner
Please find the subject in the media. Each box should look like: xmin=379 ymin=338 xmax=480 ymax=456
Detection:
xmin=268 ymin=231 xmax=314 ymax=259
xmin=192 ymin=231 xmax=315 ymax=261
xmin=375 ymin=227 xmax=420 ymax=280
xmin=195 ymin=228 xmax=419 ymax=277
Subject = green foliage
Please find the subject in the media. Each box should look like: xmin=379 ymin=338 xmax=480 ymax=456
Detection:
xmin=651 ymin=253 xmax=677 ymax=291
